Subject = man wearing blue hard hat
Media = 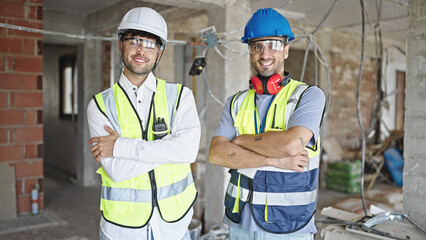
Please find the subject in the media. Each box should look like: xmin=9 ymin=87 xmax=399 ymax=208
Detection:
xmin=209 ymin=8 xmax=325 ymax=239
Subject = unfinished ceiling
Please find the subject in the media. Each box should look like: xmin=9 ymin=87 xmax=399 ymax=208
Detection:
xmin=43 ymin=0 xmax=408 ymax=43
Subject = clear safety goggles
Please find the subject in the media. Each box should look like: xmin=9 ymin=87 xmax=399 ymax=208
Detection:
xmin=124 ymin=38 xmax=160 ymax=53
xmin=248 ymin=39 xmax=286 ymax=54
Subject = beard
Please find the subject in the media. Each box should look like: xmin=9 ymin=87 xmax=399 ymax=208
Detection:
xmin=252 ymin=58 xmax=285 ymax=78
xmin=122 ymin=54 xmax=156 ymax=76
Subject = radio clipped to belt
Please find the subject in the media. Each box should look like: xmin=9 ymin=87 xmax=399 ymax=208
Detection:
xmin=152 ymin=99 xmax=168 ymax=140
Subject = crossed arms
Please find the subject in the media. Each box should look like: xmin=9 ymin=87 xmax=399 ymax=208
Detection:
xmin=87 ymin=88 xmax=201 ymax=182
xmin=209 ymin=126 xmax=312 ymax=173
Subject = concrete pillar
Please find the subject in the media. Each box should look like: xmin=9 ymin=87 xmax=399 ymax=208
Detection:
xmin=204 ymin=0 xmax=250 ymax=231
xmin=76 ymin=40 xmax=103 ymax=186
xmin=404 ymin=0 xmax=426 ymax=229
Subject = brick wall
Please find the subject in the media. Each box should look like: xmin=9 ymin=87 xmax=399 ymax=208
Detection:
xmin=328 ymin=52 xmax=377 ymax=149
xmin=0 ymin=0 xmax=44 ymax=215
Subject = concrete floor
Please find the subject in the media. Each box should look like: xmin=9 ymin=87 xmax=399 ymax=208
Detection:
xmin=0 ymin=177 xmax=100 ymax=240
xmin=0 ymin=176 xmax=397 ymax=240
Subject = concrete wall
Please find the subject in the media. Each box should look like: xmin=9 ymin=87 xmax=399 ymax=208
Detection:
xmin=404 ymin=0 xmax=426 ymax=228
xmin=204 ymin=0 xmax=251 ymax=230
xmin=43 ymin=44 xmax=78 ymax=178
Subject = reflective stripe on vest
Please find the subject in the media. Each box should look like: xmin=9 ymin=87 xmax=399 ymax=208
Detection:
xmin=224 ymin=79 xmax=321 ymax=233
xmin=94 ymin=79 xmax=197 ymax=228
xmin=101 ymin=171 xmax=194 ymax=202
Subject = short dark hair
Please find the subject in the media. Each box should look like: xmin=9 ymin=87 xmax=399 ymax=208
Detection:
xmin=118 ymin=29 xmax=162 ymax=45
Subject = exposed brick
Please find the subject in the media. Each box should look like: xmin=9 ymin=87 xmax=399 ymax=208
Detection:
xmin=0 ymin=37 xmax=23 ymax=54
xmin=22 ymin=75 xmax=38 ymax=89
xmin=0 ymin=92 xmax=8 ymax=108
xmin=38 ymin=192 xmax=44 ymax=211
xmin=14 ymin=56 xmax=43 ymax=73
xmin=37 ymin=40 xmax=42 ymax=55
xmin=28 ymin=6 xmax=38 ymax=20
xmin=0 ymin=145 xmax=24 ymax=161
xmin=36 ymin=109 xmax=42 ymax=124
xmin=38 ymin=177 xmax=43 ymax=192
xmin=0 ymin=55 xmax=5 ymax=71
xmin=36 ymin=75 xmax=42 ymax=89
xmin=25 ymin=144 xmax=37 ymax=158
xmin=17 ymin=195 xmax=30 ymax=213
xmin=0 ymin=19 xmax=6 ymax=36
xmin=30 ymin=0 xmax=44 ymax=4
xmin=0 ymin=73 xmax=22 ymax=89
xmin=0 ymin=128 xmax=8 ymax=143
xmin=6 ymin=56 xmax=14 ymax=71
xmin=25 ymin=109 xmax=36 ymax=125
xmin=11 ymin=20 xmax=42 ymax=38
xmin=37 ymin=143 xmax=42 ymax=158
xmin=0 ymin=2 xmax=25 ymax=19
xmin=22 ymin=39 xmax=35 ymax=55
xmin=24 ymin=178 xmax=37 ymax=194
xmin=12 ymin=92 xmax=42 ymax=108
xmin=16 ymin=179 xmax=23 ymax=195
xmin=15 ymin=159 xmax=43 ymax=178
xmin=15 ymin=126 xmax=43 ymax=142
xmin=37 ymin=6 xmax=42 ymax=20
xmin=0 ymin=109 xmax=25 ymax=125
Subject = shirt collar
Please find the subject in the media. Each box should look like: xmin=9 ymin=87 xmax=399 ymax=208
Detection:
xmin=118 ymin=72 xmax=157 ymax=93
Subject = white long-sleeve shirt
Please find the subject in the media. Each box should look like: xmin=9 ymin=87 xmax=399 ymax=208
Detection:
xmin=87 ymin=72 xmax=201 ymax=240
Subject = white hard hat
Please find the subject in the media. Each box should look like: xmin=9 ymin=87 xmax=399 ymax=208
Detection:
xmin=118 ymin=7 xmax=167 ymax=45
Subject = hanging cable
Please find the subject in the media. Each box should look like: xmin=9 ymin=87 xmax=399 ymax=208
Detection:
xmin=312 ymin=0 xmax=340 ymax=35
xmin=202 ymin=64 xmax=225 ymax=108
xmin=214 ymin=46 xmax=246 ymax=62
xmin=218 ymin=43 xmax=249 ymax=55
xmin=313 ymin=39 xmax=319 ymax=86
xmin=357 ymin=0 xmax=368 ymax=217
xmin=299 ymin=36 xmax=311 ymax=82
xmin=293 ymin=26 xmax=331 ymax=119
xmin=278 ymin=0 xmax=300 ymax=9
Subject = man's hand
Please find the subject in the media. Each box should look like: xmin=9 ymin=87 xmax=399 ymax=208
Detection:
xmin=269 ymin=149 xmax=309 ymax=172
xmin=88 ymin=125 xmax=119 ymax=162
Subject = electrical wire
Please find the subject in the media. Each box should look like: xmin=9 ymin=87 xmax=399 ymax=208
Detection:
xmin=216 ymin=26 xmax=244 ymax=36
xmin=293 ymin=26 xmax=331 ymax=120
xmin=357 ymin=0 xmax=368 ymax=217
xmin=0 ymin=22 xmax=208 ymax=48
xmin=0 ymin=22 xmax=116 ymax=41
xmin=214 ymin=46 xmax=246 ymax=62
xmin=277 ymin=0 xmax=300 ymax=9
xmin=218 ymin=43 xmax=249 ymax=55
xmin=312 ymin=0 xmax=340 ymax=35
xmin=202 ymin=64 xmax=225 ymax=107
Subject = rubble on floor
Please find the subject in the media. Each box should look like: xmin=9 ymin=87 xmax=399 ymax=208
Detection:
xmin=317 ymin=188 xmax=426 ymax=239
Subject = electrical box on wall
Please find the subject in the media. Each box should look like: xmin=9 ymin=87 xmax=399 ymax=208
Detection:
xmin=189 ymin=57 xmax=206 ymax=76
xmin=199 ymin=26 xmax=218 ymax=48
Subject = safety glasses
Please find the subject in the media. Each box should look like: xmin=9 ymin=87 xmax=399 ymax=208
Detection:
xmin=123 ymin=38 xmax=160 ymax=53
xmin=248 ymin=39 xmax=285 ymax=54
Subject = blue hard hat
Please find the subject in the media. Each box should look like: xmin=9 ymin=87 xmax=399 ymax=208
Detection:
xmin=241 ymin=8 xmax=295 ymax=43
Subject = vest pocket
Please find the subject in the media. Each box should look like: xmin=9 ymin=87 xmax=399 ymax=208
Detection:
xmin=265 ymin=171 xmax=309 ymax=188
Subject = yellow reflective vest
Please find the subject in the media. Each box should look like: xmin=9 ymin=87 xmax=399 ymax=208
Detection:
xmin=93 ymin=79 xmax=197 ymax=228
xmin=225 ymin=79 xmax=321 ymax=233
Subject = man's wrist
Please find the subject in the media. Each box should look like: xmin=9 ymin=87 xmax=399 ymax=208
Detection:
xmin=263 ymin=157 xmax=274 ymax=167
xmin=112 ymin=137 xmax=123 ymax=158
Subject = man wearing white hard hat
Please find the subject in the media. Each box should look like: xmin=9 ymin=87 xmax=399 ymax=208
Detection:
xmin=87 ymin=7 xmax=200 ymax=240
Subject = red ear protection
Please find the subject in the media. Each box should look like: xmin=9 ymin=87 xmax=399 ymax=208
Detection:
xmin=250 ymin=73 xmax=288 ymax=95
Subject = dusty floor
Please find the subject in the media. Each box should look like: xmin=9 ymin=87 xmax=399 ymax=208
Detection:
xmin=0 ymin=176 xmax=398 ymax=240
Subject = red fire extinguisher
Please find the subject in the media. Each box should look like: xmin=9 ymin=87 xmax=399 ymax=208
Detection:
xmin=31 ymin=184 xmax=39 ymax=215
